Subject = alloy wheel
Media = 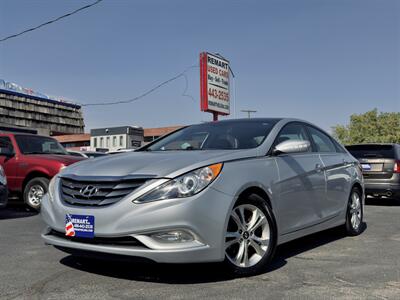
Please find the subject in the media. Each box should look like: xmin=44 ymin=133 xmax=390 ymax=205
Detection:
xmin=28 ymin=184 xmax=45 ymax=207
xmin=225 ymin=204 xmax=271 ymax=268
xmin=349 ymin=191 xmax=362 ymax=230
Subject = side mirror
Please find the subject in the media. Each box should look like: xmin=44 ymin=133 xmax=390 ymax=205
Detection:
xmin=272 ymin=140 xmax=310 ymax=155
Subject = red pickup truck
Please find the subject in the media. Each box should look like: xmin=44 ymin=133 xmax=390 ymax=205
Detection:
xmin=0 ymin=133 xmax=85 ymax=210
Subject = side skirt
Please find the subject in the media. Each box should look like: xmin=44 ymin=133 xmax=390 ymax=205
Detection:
xmin=277 ymin=213 xmax=345 ymax=245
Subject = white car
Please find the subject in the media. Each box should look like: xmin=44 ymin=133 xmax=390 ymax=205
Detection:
xmin=41 ymin=118 xmax=364 ymax=276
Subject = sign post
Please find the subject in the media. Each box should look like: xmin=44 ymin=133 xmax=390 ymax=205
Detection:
xmin=200 ymin=52 xmax=230 ymax=121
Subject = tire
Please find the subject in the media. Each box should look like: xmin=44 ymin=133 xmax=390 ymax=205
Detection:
xmin=224 ymin=193 xmax=277 ymax=276
xmin=23 ymin=177 xmax=49 ymax=211
xmin=344 ymin=187 xmax=364 ymax=236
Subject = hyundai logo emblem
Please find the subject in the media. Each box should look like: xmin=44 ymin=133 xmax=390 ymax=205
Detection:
xmin=80 ymin=185 xmax=98 ymax=198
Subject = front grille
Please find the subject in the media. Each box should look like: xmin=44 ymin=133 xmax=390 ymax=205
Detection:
xmin=60 ymin=176 xmax=149 ymax=206
xmin=49 ymin=230 xmax=146 ymax=247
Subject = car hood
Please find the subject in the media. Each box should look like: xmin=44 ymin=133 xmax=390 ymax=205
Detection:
xmin=61 ymin=149 xmax=258 ymax=179
xmin=25 ymin=154 xmax=85 ymax=165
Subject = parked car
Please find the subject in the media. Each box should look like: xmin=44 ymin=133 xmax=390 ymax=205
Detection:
xmin=345 ymin=143 xmax=400 ymax=200
xmin=0 ymin=165 xmax=7 ymax=208
xmin=67 ymin=150 xmax=108 ymax=159
xmin=41 ymin=118 xmax=364 ymax=276
xmin=0 ymin=133 xmax=85 ymax=210
xmin=107 ymin=149 xmax=136 ymax=155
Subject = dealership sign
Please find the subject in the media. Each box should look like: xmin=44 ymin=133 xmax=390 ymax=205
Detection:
xmin=200 ymin=52 xmax=230 ymax=116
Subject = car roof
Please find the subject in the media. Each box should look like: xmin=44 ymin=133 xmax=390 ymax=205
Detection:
xmin=200 ymin=117 xmax=325 ymax=126
xmin=213 ymin=118 xmax=283 ymax=123
xmin=0 ymin=132 xmax=54 ymax=139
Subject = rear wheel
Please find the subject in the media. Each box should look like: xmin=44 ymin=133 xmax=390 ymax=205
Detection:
xmin=345 ymin=187 xmax=364 ymax=236
xmin=23 ymin=177 xmax=49 ymax=211
xmin=224 ymin=194 xmax=277 ymax=276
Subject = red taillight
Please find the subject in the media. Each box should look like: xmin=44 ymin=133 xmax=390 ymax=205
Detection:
xmin=394 ymin=161 xmax=400 ymax=173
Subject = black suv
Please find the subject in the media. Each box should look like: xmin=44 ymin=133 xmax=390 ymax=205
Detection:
xmin=346 ymin=144 xmax=400 ymax=200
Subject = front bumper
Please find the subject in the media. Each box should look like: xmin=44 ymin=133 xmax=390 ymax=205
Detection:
xmin=0 ymin=184 xmax=8 ymax=208
xmin=40 ymin=179 xmax=234 ymax=263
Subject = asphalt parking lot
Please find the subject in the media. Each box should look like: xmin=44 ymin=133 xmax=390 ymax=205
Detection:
xmin=1 ymin=198 xmax=399 ymax=300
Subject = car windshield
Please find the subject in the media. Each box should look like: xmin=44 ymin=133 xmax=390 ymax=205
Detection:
xmin=346 ymin=144 xmax=395 ymax=158
xmin=142 ymin=119 xmax=279 ymax=151
xmin=15 ymin=135 xmax=68 ymax=155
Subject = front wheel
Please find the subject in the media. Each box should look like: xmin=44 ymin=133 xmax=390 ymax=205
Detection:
xmin=23 ymin=177 xmax=49 ymax=211
xmin=224 ymin=194 xmax=277 ymax=276
xmin=344 ymin=187 xmax=364 ymax=236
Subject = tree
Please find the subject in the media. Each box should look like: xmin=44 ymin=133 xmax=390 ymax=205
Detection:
xmin=332 ymin=109 xmax=400 ymax=145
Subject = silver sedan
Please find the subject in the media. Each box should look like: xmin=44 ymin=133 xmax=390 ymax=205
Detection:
xmin=41 ymin=118 xmax=364 ymax=276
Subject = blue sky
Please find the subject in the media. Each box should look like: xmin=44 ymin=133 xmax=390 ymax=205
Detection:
xmin=1 ymin=0 xmax=399 ymax=132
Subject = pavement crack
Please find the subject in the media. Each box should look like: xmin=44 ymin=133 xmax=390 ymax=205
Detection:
xmin=24 ymin=269 xmax=68 ymax=299
xmin=333 ymin=275 xmax=356 ymax=286
xmin=374 ymin=295 xmax=389 ymax=300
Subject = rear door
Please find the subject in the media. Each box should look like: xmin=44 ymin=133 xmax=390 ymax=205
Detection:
xmin=306 ymin=126 xmax=351 ymax=219
xmin=274 ymin=122 xmax=326 ymax=235
xmin=346 ymin=145 xmax=396 ymax=181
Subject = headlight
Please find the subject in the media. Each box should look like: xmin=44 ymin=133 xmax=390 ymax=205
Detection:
xmin=0 ymin=166 xmax=6 ymax=185
xmin=48 ymin=176 xmax=57 ymax=200
xmin=134 ymin=163 xmax=223 ymax=203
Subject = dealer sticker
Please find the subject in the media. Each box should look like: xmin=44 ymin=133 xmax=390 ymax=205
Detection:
xmin=65 ymin=214 xmax=95 ymax=238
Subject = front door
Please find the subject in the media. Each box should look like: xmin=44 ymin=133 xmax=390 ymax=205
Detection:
xmin=274 ymin=123 xmax=326 ymax=235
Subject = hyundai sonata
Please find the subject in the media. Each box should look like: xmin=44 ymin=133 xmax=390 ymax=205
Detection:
xmin=41 ymin=118 xmax=364 ymax=275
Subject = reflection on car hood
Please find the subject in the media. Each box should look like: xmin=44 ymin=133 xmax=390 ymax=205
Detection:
xmin=61 ymin=149 xmax=258 ymax=178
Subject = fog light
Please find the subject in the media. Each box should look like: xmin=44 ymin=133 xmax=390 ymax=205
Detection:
xmin=151 ymin=230 xmax=194 ymax=243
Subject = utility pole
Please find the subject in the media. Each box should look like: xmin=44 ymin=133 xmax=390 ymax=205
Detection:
xmin=241 ymin=109 xmax=257 ymax=118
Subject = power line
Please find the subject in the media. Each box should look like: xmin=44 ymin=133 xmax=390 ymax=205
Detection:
xmin=80 ymin=64 xmax=199 ymax=107
xmin=0 ymin=0 xmax=104 ymax=43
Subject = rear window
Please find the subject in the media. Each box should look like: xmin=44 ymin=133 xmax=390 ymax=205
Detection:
xmin=346 ymin=145 xmax=395 ymax=158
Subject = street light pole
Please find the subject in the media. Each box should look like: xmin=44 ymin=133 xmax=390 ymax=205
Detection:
xmin=241 ymin=109 xmax=257 ymax=118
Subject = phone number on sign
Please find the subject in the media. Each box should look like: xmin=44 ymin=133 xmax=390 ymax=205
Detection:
xmin=208 ymin=88 xmax=229 ymax=102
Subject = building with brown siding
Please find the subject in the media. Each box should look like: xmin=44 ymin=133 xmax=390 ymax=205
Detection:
xmin=54 ymin=126 xmax=183 ymax=150
xmin=0 ymin=89 xmax=84 ymax=136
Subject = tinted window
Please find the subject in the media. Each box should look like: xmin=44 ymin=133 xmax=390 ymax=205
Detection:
xmin=332 ymin=139 xmax=346 ymax=153
xmin=307 ymin=126 xmax=337 ymax=153
xmin=15 ymin=135 xmax=68 ymax=155
xmin=0 ymin=137 xmax=14 ymax=155
xmin=345 ymin=144 xmax=395 ymax=158
xmin=275 ymin=123 xmax=310 ymax=146
xmin=143 ymin=120 xmax=279 ymax=151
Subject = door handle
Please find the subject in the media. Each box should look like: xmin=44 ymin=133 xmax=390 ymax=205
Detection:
xmin=315 ymin=163 xmax=323 ymax=172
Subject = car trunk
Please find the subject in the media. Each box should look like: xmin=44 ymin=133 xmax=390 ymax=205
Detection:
xmin=346 ymin=145 xmax=395 ymax=180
